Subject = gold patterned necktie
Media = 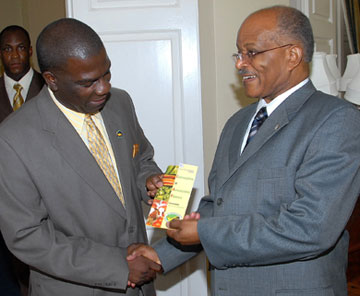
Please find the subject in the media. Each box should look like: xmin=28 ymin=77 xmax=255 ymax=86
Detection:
xmin=13 ymin=83 xmax=24 ymax=111
xmin=85 ymin=114 xmax=125 ymax=206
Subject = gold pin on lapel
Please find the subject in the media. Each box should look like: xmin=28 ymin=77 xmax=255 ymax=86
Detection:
xmin=116 ymin=130 xmax=123 ymax=137
xmin=274 ymin=124 xmax=280 ymax=130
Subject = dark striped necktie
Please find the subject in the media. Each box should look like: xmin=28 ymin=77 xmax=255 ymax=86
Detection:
xmin=245 ymin=106 xmax=268 ymax=146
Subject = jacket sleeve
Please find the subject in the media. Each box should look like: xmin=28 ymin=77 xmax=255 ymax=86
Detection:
xmin=123 ymin=91 xmax=162 ymax=201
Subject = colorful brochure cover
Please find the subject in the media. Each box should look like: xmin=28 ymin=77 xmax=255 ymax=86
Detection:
xmin=146 ymin=163 xmax=198 ymax=229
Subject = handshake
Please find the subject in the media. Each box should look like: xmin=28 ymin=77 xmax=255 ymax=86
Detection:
xmin=126 ymin=243 xmax=161 ymax=288
xmin=126 ymin=212 xmax=201 ymax=287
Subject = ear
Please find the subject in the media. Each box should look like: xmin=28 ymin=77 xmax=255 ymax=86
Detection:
xmin=287 ymin=44 xmax=303 ymax=71
xmin=42 ymin=71 xmax=58 ymax=92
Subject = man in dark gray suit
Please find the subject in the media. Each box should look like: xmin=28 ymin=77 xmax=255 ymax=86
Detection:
xmin=128 ymin=6 xmax=360 ymax=295
xmin=0 ymin=18 xmax=162 ymax=296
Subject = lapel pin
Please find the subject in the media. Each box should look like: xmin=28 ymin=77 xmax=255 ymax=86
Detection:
xmin=132 ymin=144 xmax=139 ymax=158
xmin=274 ymin=124 xmax=280 ymax=130
xmin=116 ymin=130 xmax=123 ymax=137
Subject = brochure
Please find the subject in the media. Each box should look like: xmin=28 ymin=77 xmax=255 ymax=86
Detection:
xmin=146 ymin=163 xmax=198 ymax=229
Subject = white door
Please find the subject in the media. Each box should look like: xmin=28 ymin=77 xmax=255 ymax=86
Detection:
xmin=65 ymin=1 xmax=207 ymax=295
xmin=290 ymin=0 xmax=338 ymax=54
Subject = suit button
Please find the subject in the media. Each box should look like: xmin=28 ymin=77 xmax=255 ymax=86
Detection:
xmin=217 ymin=198 xmax=223 ymax=206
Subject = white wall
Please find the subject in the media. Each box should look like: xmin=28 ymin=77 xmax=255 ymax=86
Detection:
xmin=198 ymin=0 xmax=291 ymax=192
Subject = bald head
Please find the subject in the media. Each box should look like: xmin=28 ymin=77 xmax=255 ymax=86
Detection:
xmin=236 ymin=6 xmax=312 ymax=101
xmin=36 ymin=18 xmax=105 ymax=73
xmin=247 ymin=6 xmax=314 ymax=62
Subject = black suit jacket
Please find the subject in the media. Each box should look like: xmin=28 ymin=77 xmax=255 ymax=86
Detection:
xmin=0 ymin=70 xmax=45 ymax=123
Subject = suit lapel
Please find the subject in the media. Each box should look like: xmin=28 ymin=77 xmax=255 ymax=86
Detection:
xmin=101 ymin=99 xmax=134 ymax=213
xmin=37 ymin=89 xmax=126 ymax=218
xmin=26 ymin=71 xmax=45 ymax=101
xmin=220 ymin=81 xmax=317 ymax=189
xmin=228 ymin=104 xmax=256 ymax=169
xmin=236 ymin=105 xmax=289 ymax=168
xmin=0 ymin=76 xmax=13 ymax=121
xmin=214 ymin=105 xmax=255 ymax=193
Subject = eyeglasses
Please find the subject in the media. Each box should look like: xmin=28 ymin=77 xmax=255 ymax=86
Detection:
xmin=232 ymin=44 xmax=293 ymax=63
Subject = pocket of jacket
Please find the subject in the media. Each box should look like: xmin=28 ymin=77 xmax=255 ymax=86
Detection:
xmin=256 ymin=167 xmax=294 ymax=216
xmin=275 ymin=286 xmax=334 ymax=296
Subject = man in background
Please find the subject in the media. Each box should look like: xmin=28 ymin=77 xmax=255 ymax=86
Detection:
xmin=0 ymin=25 xmax=44 ymax=122
xmin=129 ymin=6 xmax=360 ymax=295
xmin=0 ymin=25 xmax=44 ymax=296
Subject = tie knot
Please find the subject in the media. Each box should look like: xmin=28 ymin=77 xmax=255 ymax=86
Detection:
xmin=245 ymin=106 xmax=268 ymax=148
xmin=13 ymin=83 xmax=23 ymax=92
xmin=85 ymin=114 xmax=97 ymax=131
xmin=255 ymin=107 xmax=268 ymax=121
xmin=85 ymin=114 xmax=95 ymax=124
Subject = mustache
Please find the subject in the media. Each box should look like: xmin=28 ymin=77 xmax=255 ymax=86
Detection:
xmin=238 ymin=68 xmax=252 ymax=75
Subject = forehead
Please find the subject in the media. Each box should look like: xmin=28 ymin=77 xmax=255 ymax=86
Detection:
xmin=237 ymin=11 xmax=279 ymax=47
xmin=1 ymin=30 xmax=29 ymax=46
xmin=61 ymin=48 xmax=110 ymax=79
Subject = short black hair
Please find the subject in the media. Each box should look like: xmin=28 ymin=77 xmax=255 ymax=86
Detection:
xmin=261 ymin=6 xmax=314 ymax=62
xmin=0 ymin=25 xmax=31 ymax=47
xmin=36 ymin=18 xmax=105 ymax=73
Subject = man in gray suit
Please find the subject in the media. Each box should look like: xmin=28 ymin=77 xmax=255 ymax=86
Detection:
xmin=0 ymin=18 xmax=162 ymax=296
xmin=128 ymin=6 xmax=360 ymax=295
xmin=0 ymin=25 xmax=45 ymax=296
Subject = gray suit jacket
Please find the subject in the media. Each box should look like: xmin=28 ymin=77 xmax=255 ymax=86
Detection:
xmin=0 ymin=70 xmax=44 ymax=295
xmin=0 ymin=87 xmax=161 ymax=296
xmin=155 ymin=81 xmax=360 ymax=296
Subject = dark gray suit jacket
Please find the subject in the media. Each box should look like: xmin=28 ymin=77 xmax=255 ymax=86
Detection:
xmin=0 ymin=70 xmax=45 ymax=123
xmin=0 ymin=87 xmax=161 ymax=296
xmin=155 ymin=81 xmax=360 ymax=296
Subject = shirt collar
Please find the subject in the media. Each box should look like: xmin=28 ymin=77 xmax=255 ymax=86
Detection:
xmin=257 ymin=78 xmax=309 ymax=116
xmin=48 ymin=87 xmax=101 ymax=120
xmin=4 ymin=68 xmax=34 ymax=90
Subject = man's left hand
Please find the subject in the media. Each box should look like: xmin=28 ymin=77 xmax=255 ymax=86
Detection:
xmin=166 ymin=219 xmax=200 ymax=245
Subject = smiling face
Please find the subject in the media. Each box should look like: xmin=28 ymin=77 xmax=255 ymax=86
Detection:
xmin=45 ymin=47 xmax=112 ymax=114
xmin=235 ymin=11 xmax=295 ymax=102
xmin=0 ymin=29 xmax=32 ymax=81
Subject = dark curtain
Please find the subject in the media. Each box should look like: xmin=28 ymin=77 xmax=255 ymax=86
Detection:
xmin=343 ymin=0 xmax=360 ymax=53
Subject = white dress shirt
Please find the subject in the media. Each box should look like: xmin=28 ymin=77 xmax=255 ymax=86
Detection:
xmin=240 ymin=78 xmax=309 ymax=153
xmin=4 ymin=68 xmax=34 ymax=107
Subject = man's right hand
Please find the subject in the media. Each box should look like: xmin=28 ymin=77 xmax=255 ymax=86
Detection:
xmin=127 ymin=243 xmax=161 ymax=265
xmin=127 ymin=254 xmax=161 ymax=287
